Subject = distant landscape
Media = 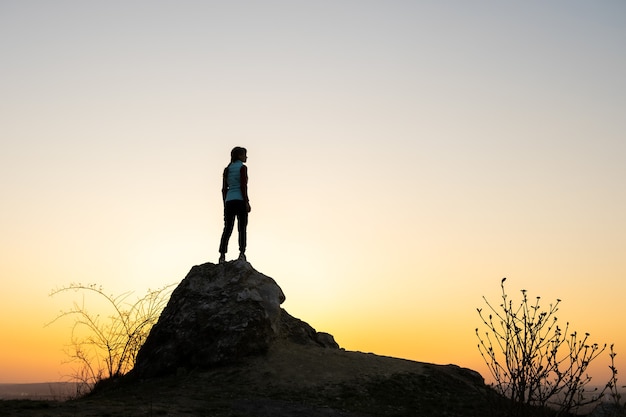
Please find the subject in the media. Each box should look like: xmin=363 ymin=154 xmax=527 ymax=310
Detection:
xmin=0 ymin=383 xmax=78 ymax=401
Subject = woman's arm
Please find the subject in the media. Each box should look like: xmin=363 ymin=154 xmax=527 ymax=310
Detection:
xmin=222 ymin=167 xmax=229 ymax=202
xmin=240 ymin=165 xmax=251 ymax=212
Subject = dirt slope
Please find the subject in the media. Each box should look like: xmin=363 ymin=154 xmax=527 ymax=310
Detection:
xmin=0 ymin=341 xmax=500 ymax=417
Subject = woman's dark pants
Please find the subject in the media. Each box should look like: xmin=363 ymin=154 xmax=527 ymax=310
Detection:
xmin=219 ymin=200 xmax=248 ymax=254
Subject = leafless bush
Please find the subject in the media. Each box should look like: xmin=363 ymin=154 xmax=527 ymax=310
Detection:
xmin=476 ymin=278 xmax=617 ymax=416
xmin=48 ymin=283 xmax=174 ymax=391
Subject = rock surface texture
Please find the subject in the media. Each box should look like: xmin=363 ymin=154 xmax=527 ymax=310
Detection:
xmin=134 ymin=260 xmax=338 ymax=377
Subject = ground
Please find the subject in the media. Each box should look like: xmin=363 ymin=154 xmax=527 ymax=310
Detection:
xmin=0 ymin=340 xmax=503 ymax=417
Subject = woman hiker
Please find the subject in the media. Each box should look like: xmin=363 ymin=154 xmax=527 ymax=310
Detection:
xmin=218 ymin=146 xmax=251 ymax=263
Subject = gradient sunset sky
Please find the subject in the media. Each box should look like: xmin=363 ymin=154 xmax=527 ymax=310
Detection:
xmin=1 ymin=1 xmax=625 ymax=384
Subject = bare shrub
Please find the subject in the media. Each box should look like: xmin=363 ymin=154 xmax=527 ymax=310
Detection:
xmin=476 ymin=278 xmax=617 ymax=416
xmin=48 ymin=283 xmax=174 ymax=392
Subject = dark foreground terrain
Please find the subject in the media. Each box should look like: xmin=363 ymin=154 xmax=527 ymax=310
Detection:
xmin=0 ymin=340 xmax=507 ymax=417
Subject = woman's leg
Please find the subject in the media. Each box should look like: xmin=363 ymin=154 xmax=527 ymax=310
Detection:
xmin=236 ymin=201 xmax=248 ymax=254
xmin=219 ymin=201 xmax=237 ymax=254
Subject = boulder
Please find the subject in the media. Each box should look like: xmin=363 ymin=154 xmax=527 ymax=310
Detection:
xmin=134 ymin=260 xmax=338 ymax=377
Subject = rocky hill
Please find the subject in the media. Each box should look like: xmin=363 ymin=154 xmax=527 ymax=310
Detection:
xmin=0 ymin=261 xmax=502 ymax=417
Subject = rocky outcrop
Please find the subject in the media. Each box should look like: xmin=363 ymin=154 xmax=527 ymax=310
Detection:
xmin=134 ymin=260 xmax=338 ymax=378
xmin=280 ymin=309 xmax=338 ymax=348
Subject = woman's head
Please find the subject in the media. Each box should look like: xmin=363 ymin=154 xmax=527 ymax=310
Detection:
xmin=230 ymin=146 xmax=247 ymax=163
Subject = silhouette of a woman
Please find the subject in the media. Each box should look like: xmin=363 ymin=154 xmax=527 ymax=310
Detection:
xmin=218 ymin=147 xmax=251 ymax=263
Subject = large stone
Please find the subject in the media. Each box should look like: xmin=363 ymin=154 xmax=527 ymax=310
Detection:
xmin=134 ymin=260 xmax=338 ymax=378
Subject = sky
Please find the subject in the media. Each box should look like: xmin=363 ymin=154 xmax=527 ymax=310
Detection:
xmin=1 ymin=0 xmax=625 ymax=385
